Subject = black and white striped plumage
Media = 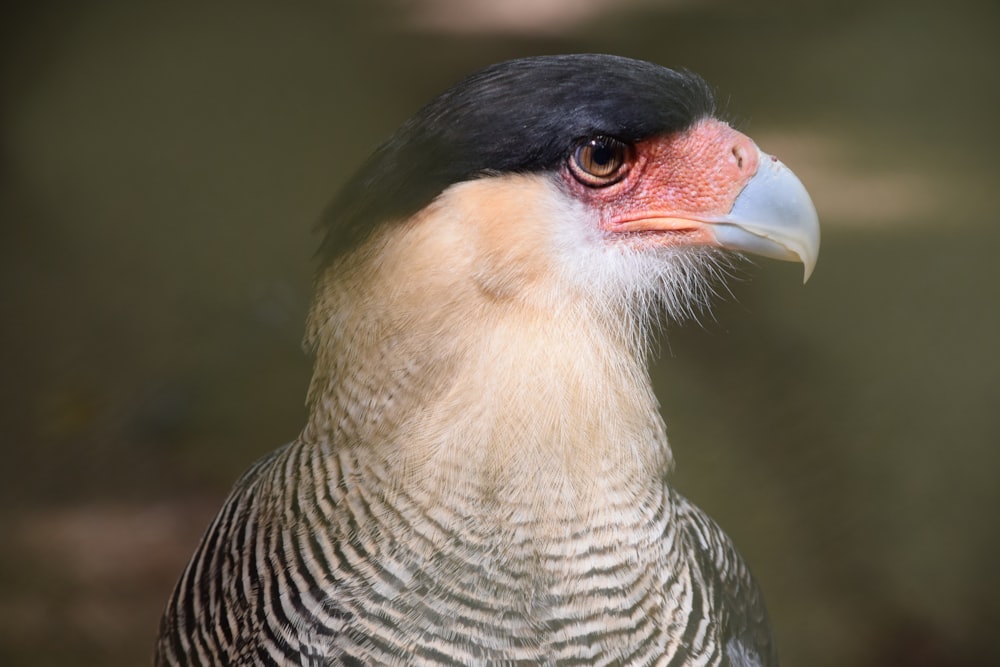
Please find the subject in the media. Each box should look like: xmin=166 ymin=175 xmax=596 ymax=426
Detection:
xmin=156 ymin=54 xmax=818 ymax=666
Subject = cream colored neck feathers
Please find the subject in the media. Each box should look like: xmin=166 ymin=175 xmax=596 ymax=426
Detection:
xmin=304 ymin=174 xmax=722 ymax=508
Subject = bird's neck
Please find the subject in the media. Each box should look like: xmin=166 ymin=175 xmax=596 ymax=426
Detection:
xmin=308 ymin=313 xmax=670 ymax=498
xmin=304 ymin=311 xmax=671 ymax=515
xmin=303 ymin=177 xmax=674 ymax=511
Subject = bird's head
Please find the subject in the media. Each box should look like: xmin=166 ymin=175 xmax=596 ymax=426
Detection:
xmin=314 ymin=54 xmax=817 ymax=311
xmin=305 ymin=55 xmax=819 ymax=455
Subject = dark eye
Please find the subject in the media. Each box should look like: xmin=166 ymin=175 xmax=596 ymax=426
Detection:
xmin=569 ymin=136 xmax=631 ymax=186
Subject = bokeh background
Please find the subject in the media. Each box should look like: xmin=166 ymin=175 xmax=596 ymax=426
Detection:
xmin=2 ymin=0 xmax=997 ymax=665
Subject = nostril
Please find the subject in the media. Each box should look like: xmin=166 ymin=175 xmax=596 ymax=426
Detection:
xmin=729 ymin=134 xmax=759 ymax=176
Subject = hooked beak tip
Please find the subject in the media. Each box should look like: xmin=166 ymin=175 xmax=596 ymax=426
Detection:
xmin=715 ymin=149 xmax=820 ymax=283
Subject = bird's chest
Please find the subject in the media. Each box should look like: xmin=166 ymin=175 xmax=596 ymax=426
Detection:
xmin=310 ymin=463 xmax=697 ymax=664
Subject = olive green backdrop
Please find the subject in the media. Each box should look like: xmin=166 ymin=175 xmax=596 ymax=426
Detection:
xmin=2 ymin=0 xmax=997 ymax=664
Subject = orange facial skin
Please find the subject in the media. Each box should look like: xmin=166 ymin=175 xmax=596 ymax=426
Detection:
xmin=561 ymin=119 xmax=761 ymax=247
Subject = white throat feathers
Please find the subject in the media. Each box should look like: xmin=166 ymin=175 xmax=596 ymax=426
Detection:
xmin=304 ymin=174 xmax=730 ymax=508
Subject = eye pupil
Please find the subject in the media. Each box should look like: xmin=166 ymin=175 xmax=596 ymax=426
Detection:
xmin=591 ymin=144 xmax=613 ymax=166
xmin=571 ymin=136 xmax=629 ymax=186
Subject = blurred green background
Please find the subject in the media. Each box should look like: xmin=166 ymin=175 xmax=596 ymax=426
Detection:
xmin=2 ymin=0 xmax=997 ymax=665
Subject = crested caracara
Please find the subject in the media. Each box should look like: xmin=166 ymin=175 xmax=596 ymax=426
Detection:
xmin=156 ymin=54 xmax=819 ymax=667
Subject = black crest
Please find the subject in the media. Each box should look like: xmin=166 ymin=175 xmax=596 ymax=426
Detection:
xmin=318 ymin=54 xmax=715 ymax=262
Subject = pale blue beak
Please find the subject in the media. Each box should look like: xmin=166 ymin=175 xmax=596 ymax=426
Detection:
xmin=713 ymin=149 xmax=821 ymax=282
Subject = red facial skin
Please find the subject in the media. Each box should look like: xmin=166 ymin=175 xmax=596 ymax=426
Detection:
xmin=560 ymin=119 xmax=761 ymax=246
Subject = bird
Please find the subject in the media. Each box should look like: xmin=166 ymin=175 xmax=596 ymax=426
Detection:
xmin=155 ymin=54 xmax=819 ymax=666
